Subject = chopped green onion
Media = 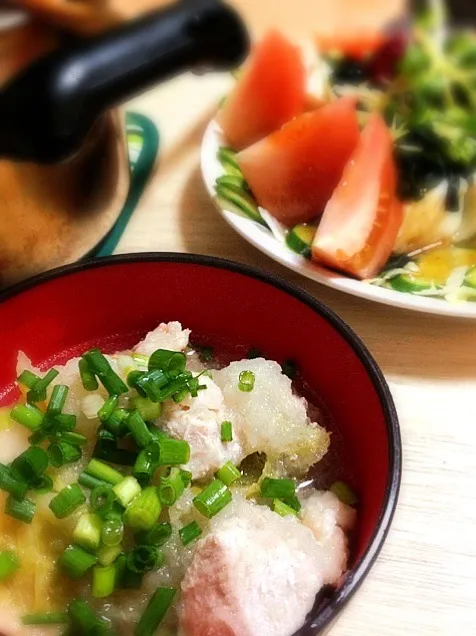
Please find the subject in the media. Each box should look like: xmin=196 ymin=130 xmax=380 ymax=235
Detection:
xmin=104 ymin=407 xmax=129 ymax=437
xmin=132 ymin=352 xmax=149 ymax=366
xmin=21 ymin=612 xmax=68 ymax=625
xmin=135 ymin=587 xmax=176 ymax=636
xmin=101 ymin=517 xmax=124 ymax=547
xmin=0 ymin=463 xmax=28 ymax=499
xmin=98 ymin=543 xmax=122 ymax=566
xmin=135 ymin=522 xmax=172 ymax=547
xmin=31 ymin=474 xmax=53 ymax=494
xmin=238 ymin=370 xmax=255 ymax=392
xmin=145 ymin=440 xmax=162 ymax=463
xmin=133 ymin=448 xmax=157 ymax=487
xmin=179 ymin=521 xmax=202 ymax=546
xmin=180 ymin=469 xmax=193 ymax=487
xmin=220 ymin=421 xmax=233 ymax=442
xmin=119 ymin=565 xmax=144 ymax=589
xmin=27 ymin=429 xmax=47 ymax=445
xmin=78 ymin=358 xmax=99 ymax=391
xmin=123 ymin=486 xmax=161 ymax=531
xmin=131 ymin=396 xmax=162 ymax=422
xmin=127 ymin=370 xmax=146 ymax=395
xmin=92 ymin=564 xmax=116 ymax=598
xmin=93 ymin=428 xmax=137 ymax=466
xmin=59 ymin=545 xmax=98 ymax=580
xmin=90 ymin=485 xmax=116 ymax=518
xmin=126 ymin=545 xmax=162 ymax=573
xmin=55 ymin=413 xmax=77 ymax=431
xmin=172 ymin=387 xmax=189 ymax=403
xmin=10 ymin=403 xmax=44 ymax=431
xmin=193 ymin=479 xmax=232 ymax=519
xmin=5 ymin=496 xmax=35 ymax=523
xmin=11 ymin=446 xmax=48 ymax=483
xmin=157 ymin=438 xmax=190 ymax=466
xmin=158 ymin=468 xmax=185 ymax=506
xmin=78 ymin=472 xmax=108 ymax=490
xmin=67 ymin=599 xmax=109 ymax=633
xmin=46 ymin=384 xmax=69 ymax=415
xmin=197 ymin=345 xmax=214 ymax=362
xmin=127 ymin=410 xmax=153 ymax=448
xmin=48 ymin=441 xmax=82 ymax=468
xmin=113 ymin=476 xmax=142 ymax=508
xmin=49 ymin=484 xmax=86 ymax=519
xmin=85 ymin=458 xmax=123 ymax=485
xmin=216 ymin=461 xmax=241 ymax=486
xmin=98 ymin=395 xmax=119 ymax=422
xmin=58 ymin=431 xmax=87 ymax=446
xmin=17 ymin=370 xmax=40 ymax=389
xmin=27 ymin=368 xmax=59 ymax=403
xmin=0 ymin=550 xmax=19 ymax=581
xmin=272 ymin=499 xmax=298 ymax=517
xmin=282 ymin=495 xmax=301 ymax=513
xmin=148 ymin=349 xmax=186 ymax=377
xmin=260 ymin=478 xmax=295 ymax=499
xmin=73 ymin=513 xmax=102 ymax=551
xmin=281 ymin=359 xmax=298 ymax=380
xmin=330 ymin=481 xmax=358 ymax=506
xmin=82 ymin=349 xmax=128 ymax=396
xmin=135 ymin=370 xmax=169 ymax=402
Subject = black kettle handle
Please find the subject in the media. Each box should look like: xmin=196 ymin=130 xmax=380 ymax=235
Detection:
xmin=0 ymin=0 xmax=249 ymax=163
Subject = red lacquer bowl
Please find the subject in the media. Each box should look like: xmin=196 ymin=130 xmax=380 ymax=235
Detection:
xmin=0 ymin=254 xmax=401 ymax=635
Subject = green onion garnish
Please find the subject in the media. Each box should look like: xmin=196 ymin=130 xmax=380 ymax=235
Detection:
xmin=127 ymin=370 xmax=146 ymax=395
xmin=330 ymin=480 xmax=358 ymax=506
xmin=82 ymin=349 xmax=128 ymax=396
xmin=48 ymin=441 xmax=82 ymax=468
xmin=67 ymin=599 xmax=109 ymax=633
xmin=46 ymin=384 xmax=69 ymax=415
xmin=124 ymin=486 xmax=161 ymax=531
xmin=157 ymin=438 xmax=190 ymax=466
xmin=133 ymin=448 xmax=157 ymax=487
xmin=32 ymin=474 xmax=53 ymax=494
xmin=90 ymin=485 xmax=116 ymax=518
xmin=216 ymin=461 xmax=241 ymax=486
xmin=58 ymin=431 xmax=87 ymax=446
xmin=135 ymin=369 xmax=169 ymax=403
xmin=158 ymin=467 xmax=185 ymax=506
xmin=11 ymin=446 xmax=48 ymax=483
xmin=148 ymin=349 xmax=186 ymax=377
xmin=272 ymin=499 xmax=298 ymax=517
xmin=0 ymin=550 xmax=19 ymax=581
xmin=21 ymin=612 xmax=68 ymax=625
xmin=27 ymin=368 xmax=59 ymax=403
xmin=260 ymin=478 xmax=296 ymax=499
xmin=118 ymin=562 xmax=144 ymax=590
xmin=193 ymin=479 xmax=232 ymax=519
xmin=220 ymin=421 xmax=233 ymax=442
xmin=93 ymin=428 xmax=137 ymax=466
xmin=135 ymin=587 xmax=176 ymax=636
xmin=127 ymin=410 xmax=154 ymax=448
xmin=17 ymin=370 xmax=40 ymax=389
xmin=126 ymin=545 xmax=162 ymax=574
xmin=49 ymin=484 xmax=86 ymax=519
xmin=10 ymin=403 xmax=44 ymax=431
xmin=85 ymin=458 xmax=123 ymax=485
xmin=78 ymin=358 xmax=99 ymax=391
xmin=98 ymin=543 xmax=122 ymax=566
xmin=5 ymin=495 xmax=35 ymax=523
xmin=0 ymin=463 xmax=28 ymax=499
xmin=78 ymin=472 xmax=108 ymax=491
xmin=238 ymin=370 xmax=255 ymax=392
xmin=59 ymin=545 xmax=98 ymax=580
xmin=135 ymin=522 xmax=172 ymax=547
xmin=197 ymin=345 xmax=214 ymax=362
xmin=92 ymin=564 xmax=116 ymax=598
xmin=101 ymin=517 xmax=124 ymax=547
xmin=55 ymin=413 xmax=77 ymax=431
xmin=282 ymin=495 xmax=301 ymax=513
xmin=103 ymin=407 xmax=129 ymax=437
xmin=180 ymin=469 xmax=192 ymax=487
xmin=98 ymin=395 xmax=119 ymax=422
xmin=73 ymin=513 xmax=102 ymax=551
xmin=179 ymin=521 xmax=202 ymax=546
xmin=131 ymin=396 xmax=162 ymax=422
xmin=113 ymin=476 xmax=142 ymax=508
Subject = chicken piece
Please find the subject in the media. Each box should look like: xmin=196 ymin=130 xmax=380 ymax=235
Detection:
xmin=179 ymin=498 xmax=324 ymax=636
xmin=213 ymin=359 xmax=329 ymax=476
xmin=299 ymin=490 xmax=356 ymax=586
xmin=160 ymin=376 xmax=244 ymax=480
xmin=133 ymin=322 xmax=190 ymax=356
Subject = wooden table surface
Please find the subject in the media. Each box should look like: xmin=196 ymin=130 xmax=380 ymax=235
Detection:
xmin=117 ymin=2 xmax=476 ymax=633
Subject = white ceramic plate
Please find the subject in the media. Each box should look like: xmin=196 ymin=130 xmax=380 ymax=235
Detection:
xmin=201 ymin=120 xmax=476 ymax=319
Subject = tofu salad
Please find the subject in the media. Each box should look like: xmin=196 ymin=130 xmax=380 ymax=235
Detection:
xmin=0 ymin=322 xmax=356 ymax=636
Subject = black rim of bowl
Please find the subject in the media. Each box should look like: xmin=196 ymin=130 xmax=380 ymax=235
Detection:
xmin=0 ymin=253 xmax=402 ymax=635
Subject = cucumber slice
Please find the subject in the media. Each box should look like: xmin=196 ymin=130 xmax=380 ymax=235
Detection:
xmin=216 ymin=175 xmax=248 ymax=191
xmin=216 ymin=185 xmax=265 ymax=226
xmin=464 ymin=266 xmax=476 ymax=289
xmin=389 ymin=274 xmax=437 ymax=293
xmin=286 ymin=224 xmax=316 ymax=258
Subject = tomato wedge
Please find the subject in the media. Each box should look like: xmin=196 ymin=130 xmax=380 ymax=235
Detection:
xmin=237 ymin=97 xmax=360 ymax=227
xmin=217 ymin=31 xmax=306 ymax=151
xmin=315 ymin=31 xmax=386 ymax=60
xmin=311 ymin=114 xmax=403 ymax=279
